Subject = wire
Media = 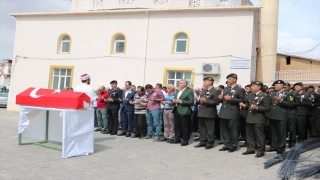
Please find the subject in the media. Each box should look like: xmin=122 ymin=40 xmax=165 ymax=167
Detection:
xmin=277 ymin=43 xmax=320 ymax=55
xmin=17 ymin=55 xmax=252 ymax=61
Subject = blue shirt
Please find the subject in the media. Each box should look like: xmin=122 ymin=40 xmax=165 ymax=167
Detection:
xmin=164 ymin=92 xmax=176 ymax=109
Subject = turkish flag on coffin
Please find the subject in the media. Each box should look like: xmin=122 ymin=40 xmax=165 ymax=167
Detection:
xmin=16 ymin=88 xmax=91 ymax=109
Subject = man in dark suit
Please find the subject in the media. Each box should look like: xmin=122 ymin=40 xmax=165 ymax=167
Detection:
xmin=266 ymin=80 xmax=293 ymax=154
xmin=118 ymin=81 xmax=136 ymax=137
xmin=239 ymin=84 xmax=252 ymax=147
xmin=316 ymin=91 xmax=320 ymax=137
xmin=306 ymin=86 xmax=320 ymax=138
xmin=170 ymin=79 xmax=194 ymax=146
xmin=294 ymin=82 xmax=313 ymax=142
xmin=241 ymin=81 xmax=271 ymax=158
xmin=194 ymin=77 xmax=220 ymax=149
xmin=218 ymin=73 xmax=245 ymax=152
xmin=284 ymin=82 xmax=298 ymax=148
xmin=102 ymin=80 xmax=123 ymax=135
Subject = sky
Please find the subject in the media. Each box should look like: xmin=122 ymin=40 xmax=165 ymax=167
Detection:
xmin=0 ymin=0 xmax=319 ymax=61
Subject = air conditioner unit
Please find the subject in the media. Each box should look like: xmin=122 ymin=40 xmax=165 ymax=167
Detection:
xmin=202 ymin=63 xmax=219 ymax=74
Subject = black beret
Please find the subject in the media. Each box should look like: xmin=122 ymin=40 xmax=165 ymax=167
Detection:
xmin=293 ymin=82 xmax=303 ymax=87
xmin=272 ymin=80 xmax=285 ymax=86
xmin=284 ymin=82 xmax=290 ymax=86
xmin=218 ymin=85 xmax=225 ymax=89
xmin=306 ymin=85 xmax=315 ymax=90
xmin=245 ymin=84 xmax=251 ymax=88
xmin=110 ymin=80 xmax=118 ymax=84
xmin=262 ymin=85 xmax=268 ymax=92
xmin=251 ymin=80 xmax=263 ymax=87
xmin=226 ymin=73 xmax=237 ymax=79
xmin=203 ymin=77 xmax=214 ymax=82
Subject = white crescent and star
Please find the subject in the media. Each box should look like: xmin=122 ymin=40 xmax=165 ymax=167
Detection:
xmin=51 ymin=90 xmax=61 ymax=94
xmin=29 ymin=88 xmax=61 ymax=98
xmin=30 ymin=88 xmax=45 ymax=98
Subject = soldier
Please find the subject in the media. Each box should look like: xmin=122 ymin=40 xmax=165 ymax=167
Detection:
xmin=238 ymin=84 xmax=252 ymax=148
xmin=218 ymin=73 xmax=245 ymax=152
xmin=266 ymin=80 xmax=293 ymax=154
xmin=284 ymin=82 xmax=298 ymax=148
xmin=306 ymin=86 xmax=320 ymax=138
xmin=194 ymin=77 xmax=220 ymax=149
xmin=102 ymin=80 xmax=123 ymax=135
xmin=241 ymin=81 xmax=271 ymax=158
xmin=294 ymin=82 xmax=312 ymax=142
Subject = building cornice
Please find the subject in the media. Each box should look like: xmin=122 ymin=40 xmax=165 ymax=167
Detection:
xmin=10 ymin=6 xmax=261 ymax=17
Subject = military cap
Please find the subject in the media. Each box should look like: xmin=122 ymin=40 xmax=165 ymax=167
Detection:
xmin=251 ymin=80 xmax=263 ymax=87
xmin=110 ymin=80 xmax=118 ymax=84
xmin=262 ymin=85 xmax=268 ymax=92
xmin=203 ymin=77 xmax=214 ymax=82
xmin=306 ymin=85 xmax=315 ymax=90
xmin=272 ymin=80 xmax=285 ymax=86
xmin=226 ymin=73 xmax=238 ymax=79
xmin=284 ymin=82 xmax=290 ymax=86
xmin=293 ymin=82 xmax=303 ymax=87
xmin=245 ymin=84 xmax=251 ymax=88
xmin=218 ymin=85 xmax=225 ymax=89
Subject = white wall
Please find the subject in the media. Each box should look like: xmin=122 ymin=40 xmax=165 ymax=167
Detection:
xmin=8 ymin=9 xmax=255 ymax=111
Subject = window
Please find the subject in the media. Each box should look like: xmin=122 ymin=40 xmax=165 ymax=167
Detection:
xmin=60 ymin=36 xmax=70 ymax=53
xmin=166 ymin=71 xmax=192 ymax=87
xmin=57 ymin=34 xmax=71 ymax=54
xmin=172 ymin=32 xmax=189 ymax=53
xmin=111 ymin=33 xmax=127 ymax=54
xmin=114 ymin=35 xmax=125 ymax=53
xmin=48 ymin=66 xmax=74 ymax=90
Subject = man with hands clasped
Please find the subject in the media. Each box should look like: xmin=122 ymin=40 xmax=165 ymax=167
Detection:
xmin=266 ymin=80 xmax=293 ymax=155
xmin=218 ymin=73 xmax=245 ymax=153
xmin=240 ymin=81 xmax=271 ymax=158
xmin=194 ymin=77 xmax=220 ymax=150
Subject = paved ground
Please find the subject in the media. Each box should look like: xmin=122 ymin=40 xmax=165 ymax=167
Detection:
xmin=0 ymin=108 xmax=318 ymax=180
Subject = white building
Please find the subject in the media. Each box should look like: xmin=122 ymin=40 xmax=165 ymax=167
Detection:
xmin=8 ymin=0 xmax=261 ymax=111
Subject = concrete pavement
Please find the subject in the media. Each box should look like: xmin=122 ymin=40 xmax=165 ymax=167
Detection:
xmin=0 ymin=107 xmax=315 ymax=180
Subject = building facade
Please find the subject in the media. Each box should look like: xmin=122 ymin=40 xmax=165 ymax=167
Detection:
xmin=7 ymin=0 xmax=259 ymax=111
xmin=275 ymin=53 xmax=320 ymax=86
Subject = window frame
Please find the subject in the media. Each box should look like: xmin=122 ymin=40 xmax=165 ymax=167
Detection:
xmin=113 ymin=35 xmax=125 ymax=54
xmin=172 ymin=31 xmax=190 ymax=54
xmin=48 ymin=65 xmax=74 ymax=90
xmin=56 ymin=33 xmax=72 ymax=54
xmin=163 ymin=67 xmax=195 ymax=86
xmin=110 ymin=32 xmax=127 ymax=54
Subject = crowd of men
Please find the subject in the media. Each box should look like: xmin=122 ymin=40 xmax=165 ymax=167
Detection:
xmin=73 ymin=73 xmax=320 ymax=158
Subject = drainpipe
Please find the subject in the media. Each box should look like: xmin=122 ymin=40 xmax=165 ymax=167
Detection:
xmin=142 ymin=11 xmax=150 ymax=86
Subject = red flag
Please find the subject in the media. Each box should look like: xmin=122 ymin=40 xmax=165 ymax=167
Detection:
xmin=16 ymin=87 xmax=90 ymax=109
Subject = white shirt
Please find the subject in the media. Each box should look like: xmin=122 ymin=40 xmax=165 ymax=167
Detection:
xmin=74 ymin=83 xmax=96 ymax=103
xmin=92 ymin=96 xmax=98 ymax=108
xmin=177 ymin=88 xmax=186 ymax=99
xmin=160 ymin=90 xmax=167 ymax=109
xmin=125 ymin=89 xmax=132 ymax=98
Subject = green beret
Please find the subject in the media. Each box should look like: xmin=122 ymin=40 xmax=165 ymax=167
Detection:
xmin=226 ymin=73 xmax=237 ymax=79
xmin=203 ymin=77 xmax=214 ymax=82
xmin=251 ymin=80 xmax=263 ymax=87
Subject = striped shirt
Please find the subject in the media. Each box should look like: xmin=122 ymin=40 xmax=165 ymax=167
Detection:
xmin=134 ymin=93 xmax=148 ymax=114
